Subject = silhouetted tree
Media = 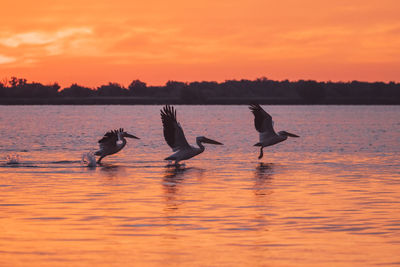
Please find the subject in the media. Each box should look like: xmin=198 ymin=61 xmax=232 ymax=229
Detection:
xmin=1 ymin=77 xmax=59 ymax=98
xmin=295 ymin=80 xmax=326 ymax=103
xmin=166 ymin=81 xmax=186 ymax=90
xmin=60 ymin=84 xmax=95 ymax=97
xmin=1 ymin=76 xmax=400 ymax=104
xmin=163 ymin=81 xmax=185 ymax=98
xmin=0 ymin=81 xmax=5 ymax=97
xmin=180 ymin=83 xmax=208 ymax=103
xmin=9 ymin=77 xmax=27 ymax=88
xmin=96 ymin=82 xmax=128 ymax=96
xmin=128 ymin=79 xmax=147 ymax=96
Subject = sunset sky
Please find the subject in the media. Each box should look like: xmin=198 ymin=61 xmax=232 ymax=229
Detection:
xmin=1 ymin=0 xmax=399 ymax=87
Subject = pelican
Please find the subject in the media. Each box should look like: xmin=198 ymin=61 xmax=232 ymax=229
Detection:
xmin=161 ymin=105 xmax=223 ymax=165
xmin=95 ymin=128 xmax=139 ymax=163
xmin=249 ymin=104 xmax=299 ymax=159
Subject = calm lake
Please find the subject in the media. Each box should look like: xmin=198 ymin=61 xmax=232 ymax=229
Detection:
xmin=0 ymin=105 xmax=399 ymax=266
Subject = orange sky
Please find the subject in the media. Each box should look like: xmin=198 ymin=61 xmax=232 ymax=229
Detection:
xmin=1 ymin=0 xmax=399 ymax=87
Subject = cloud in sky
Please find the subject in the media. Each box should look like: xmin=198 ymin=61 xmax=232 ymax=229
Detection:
xmin=0 ymin=28 xmax=92 ymax=47
xmin=0 ymin=54 xmax=16 ymax=64
xmin=0 ymin=0 xmax=399 ymax=86
xmin=0 ymin=27 xmax=94 ymax=67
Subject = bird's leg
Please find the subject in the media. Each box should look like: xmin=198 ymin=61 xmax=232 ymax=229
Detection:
xmin=97 ymin=156 xmax=104 ymax=164
xmin=258 ymin=147 xmax=264 ymax=159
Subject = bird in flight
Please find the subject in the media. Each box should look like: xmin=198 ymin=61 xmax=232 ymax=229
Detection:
xmin=161 ymin=105 xmax=223 ymax=165
xmin=249 ymin=104 xmax=299 ymax=159
xmin=95 ymin=128 xmax=139 ymax=164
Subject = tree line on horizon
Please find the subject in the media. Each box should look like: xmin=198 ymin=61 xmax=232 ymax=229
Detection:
xmin=1 ymin=76 xmax=399 ymax=103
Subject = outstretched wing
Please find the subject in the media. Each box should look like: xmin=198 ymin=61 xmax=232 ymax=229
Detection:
xmin=98 ymin=129 xmax=120 ymax=151
xmin=161 ymin=105 xmax=190 ymax=151
xmin=249 ymin=104 xmax=276 ymax=136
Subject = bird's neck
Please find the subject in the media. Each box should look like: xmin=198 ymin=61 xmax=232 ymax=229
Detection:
xmin=277 ymin=133 xmax=288 ymax=141
xmin=196 ymin=139 xmax=206 ymax=152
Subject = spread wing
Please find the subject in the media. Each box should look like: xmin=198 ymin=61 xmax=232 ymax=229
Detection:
xmin=161 ymin=105 xmax=190 ymax=151
xmin=98 ymin=129 xmax=120 ymax=151
xmin=249 ymin=104 xmax=276 ymax=137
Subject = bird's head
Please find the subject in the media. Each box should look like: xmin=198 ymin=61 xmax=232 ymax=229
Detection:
xmin=278 ymin=131 xmax=299 ymax=138
xmin=117 ymin=128 xmax=140 ymax=139
xmin=123 ymin=132 xmax=140 ymax=139
xmin=197 ymin=136 xmax=223 ymax=145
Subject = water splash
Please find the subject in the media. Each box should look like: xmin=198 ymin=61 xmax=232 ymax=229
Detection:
xmin=5 ymin=154 xmax=21 ymax=165
xmin=81 ymin=152 xmax=97 ymax=167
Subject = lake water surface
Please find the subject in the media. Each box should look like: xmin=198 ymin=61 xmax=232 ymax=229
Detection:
xmin=0 ymin=105 xmax=399 ymax=266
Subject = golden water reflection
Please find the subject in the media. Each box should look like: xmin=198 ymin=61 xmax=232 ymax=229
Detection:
xmin=1 ymin=155 xmax=400 ymax=266
xmin=254 ymin=162 xmax=274 ymax=197
xmin=1 ymin=106 xmax=400 ymax=266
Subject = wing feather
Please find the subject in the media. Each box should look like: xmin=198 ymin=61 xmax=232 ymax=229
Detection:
xmin=98 ymin=129 xmax=119 ymax=151
xmin=249 ymin=104 xmax=276 ymax=136
xmin=161 ymin=105 xmax=190 ymax=151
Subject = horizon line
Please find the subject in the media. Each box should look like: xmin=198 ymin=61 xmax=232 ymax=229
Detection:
xmin=2 ymin=76 xmax=399 ymax=89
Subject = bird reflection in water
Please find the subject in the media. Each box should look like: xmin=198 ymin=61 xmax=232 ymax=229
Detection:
xmin=254 ymin=163 xmax=274 ymax=197
xmin=252 ymin=163 xmax=275 ymax=232
xmin=162 ymin=166 xmax=204 ymax=211
xmin=99 ymin=163 xmax=126 ymax=180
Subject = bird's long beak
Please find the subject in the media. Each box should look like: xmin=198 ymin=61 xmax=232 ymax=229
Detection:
xmin=125 ymin=133 xmax=140 ymax=139
xmin=203 ymin=137 xmax=223 ymax=145
xmin=286 ymin=132 xmax=299 ymax=137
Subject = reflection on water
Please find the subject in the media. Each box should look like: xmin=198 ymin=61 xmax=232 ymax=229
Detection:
xmin=0 ymin=105 xmax=400 ymax=266
xmin=163 ymin=166 xmax=204 ymax=211
xmin=99 ymin=164 xmax=127 ymax=179
xmin=163 ymin=166 xmax=186 ymax=199
xmin=163 ymin=165 xmax=204 ymax=180
xmin=255 ymin=162 xmax=274 ymax=179
xmin=164 ymin=165 xmax=188 ymax=179
xmin=254 ymin=163 xmax=274 ymax=197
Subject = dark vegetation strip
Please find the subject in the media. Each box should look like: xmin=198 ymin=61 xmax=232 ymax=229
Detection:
xmin=1 ymin=77 xmax=399 ymax=105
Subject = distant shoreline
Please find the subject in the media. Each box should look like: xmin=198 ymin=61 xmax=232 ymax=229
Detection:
xmin=1 ymin=97 xmax=399 ymax=105
xmin=2 ymin=77 xmax=400 ymax=105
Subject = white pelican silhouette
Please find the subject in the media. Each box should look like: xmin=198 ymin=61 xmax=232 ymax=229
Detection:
xmin=161 ymin=105 xmax=223 ymax=165
xmin=249 ymin=104 xmax=299 ymax=159
xmin=95 ymin=128 xmax=139 ymax=163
